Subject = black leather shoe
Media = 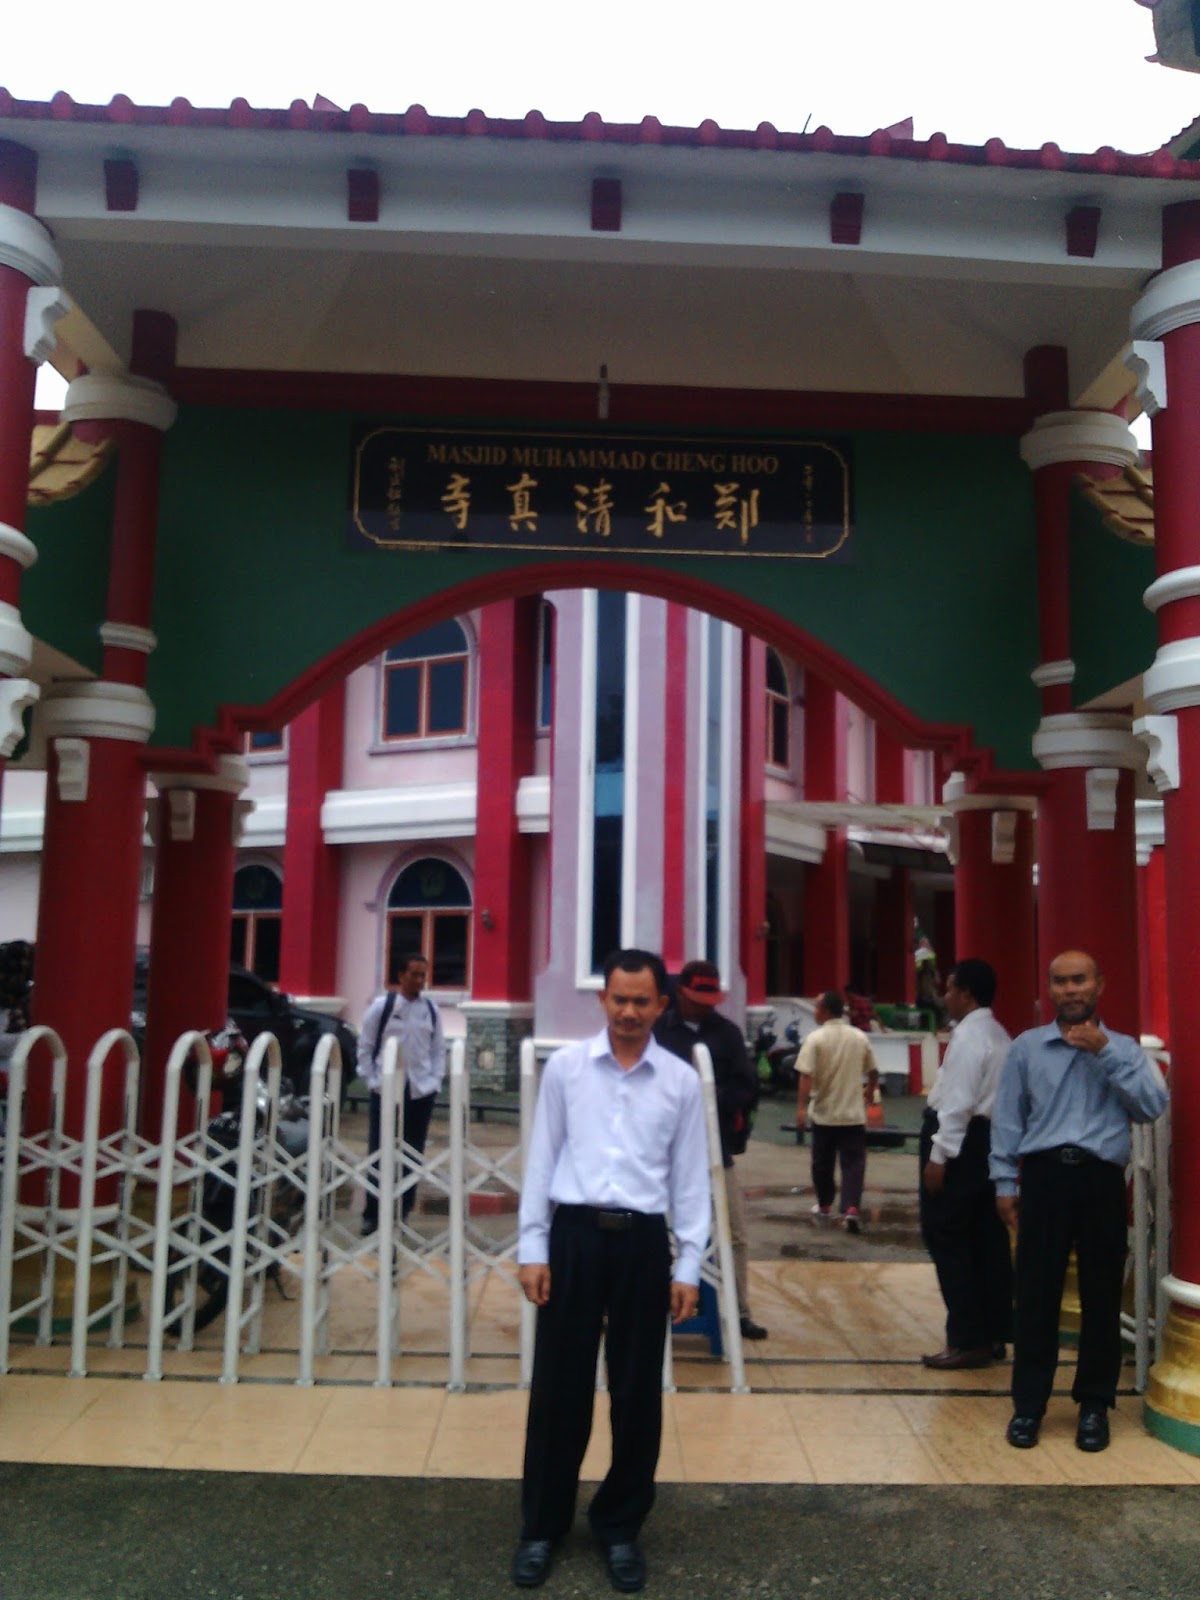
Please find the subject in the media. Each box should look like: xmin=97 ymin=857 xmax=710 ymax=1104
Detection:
xmin=511 ymin=1539 xmax=553 ymax=1588
xmin=1076 ymin=1405 xmax=1110 ymax=1453
xmin=740 ymin=1316 xmax=769 ymax=1340
xmin=991 ymin=1342 xmax=1008 ymax=1361
xmin=921 ymin=1345 xmax=993 ymax=1370
xmin=1006 ymin=1413 xmax=1041 ymax=1449
xmin=604 ymin=1541 xmax=646 ymax=1593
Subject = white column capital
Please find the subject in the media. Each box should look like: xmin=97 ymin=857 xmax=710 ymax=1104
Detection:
xmin=1030 ymin=659 xmax=1075 ymax=690
xmin=0 ymin=522 xmax=37 ymax=572
xmin=1143 ymin=567 xmax=1200 ymax=614
xmin=1131 ymin=258 xmax=1200 ymax=341
xmin=942 ymin=770 xmax=1038 ymax=813
xmin=1134 ymin=715 xmax=1181 ymax=795
xmin=1143 ymin=637 xmax=1200 ymax=714
xmin=0 ymin=601 xmax=33 ymax=677
xmin=1135 ymin=796 xmax=1166 ymax=865
xmin=150 ymin=755 xmax=250 ymax=798
xmin=62 ymin=372 xmax=177 ymax=432
xmin=0 ymin=678 xmax=39 ymax=758
xmin=1018 ymin=410 xmax=1138 ymax=473
xmin=0 ymin=203 xmax=61 ymax=286
xmin=38 ymin=681 xmax=155 ymax=745
xmin=99 ymin=621 xmax=158 ymax=656
xmin=1161 ymin=1274 xmax=1200 ymax=1314
xmin=1031 ymin=712 xmax=1144 ymax=772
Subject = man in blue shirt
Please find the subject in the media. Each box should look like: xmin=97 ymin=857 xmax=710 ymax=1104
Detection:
xmin=990 ymin=949 xmax=1168 ymax=1453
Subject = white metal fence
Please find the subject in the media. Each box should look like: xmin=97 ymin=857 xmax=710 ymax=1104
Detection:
xmin=0 ymin=1028 xmax=744 ymax=1391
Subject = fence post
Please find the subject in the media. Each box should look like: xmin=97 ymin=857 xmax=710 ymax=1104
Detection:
xmin=298 ymin=1035 xmax=338 ymax=1386
xmin=145 ymin=1032 xmax=211 ymax=1381
xmin=373 ymin=1037 xmax=400 ymax=1387
xmin=447 ymin=1038 xmax=467 ymax=1391
xmin=693 ymin=1043 xmax=748 ymax=1393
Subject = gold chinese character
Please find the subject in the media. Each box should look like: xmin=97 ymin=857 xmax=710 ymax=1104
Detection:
xmin=441 ymin=472 xmax=471 ymax=532
xmin=574 ymin=478 xmax=614 ymax=538
xmin=713 ymin=482 xmax=760 ymax=546
xmin=507 ymin=472 xmax=539 ymax=533
xmin=644 ymin=481 xmax=687 ymax=539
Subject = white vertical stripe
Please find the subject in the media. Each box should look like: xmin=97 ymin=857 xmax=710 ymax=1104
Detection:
xmin=574 ymin=590 xmax=599 ymax=989
xmin=620 ymin=593 xmax=640 ymax=948
xmin=718 ymin=621 xmax=738 ymax=981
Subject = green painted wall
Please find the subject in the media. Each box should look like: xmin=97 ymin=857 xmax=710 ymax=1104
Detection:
xmin=1069 ymin=490 xmax=1157 ymax=707
xmin=26 ymin=408 xmax=1045 ymax=772
xmin=21 ymin=464 xmax=114 ymax=675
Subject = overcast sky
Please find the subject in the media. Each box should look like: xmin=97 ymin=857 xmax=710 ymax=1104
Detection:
xmin=6 ymin=0 xmax=1199 ymax=153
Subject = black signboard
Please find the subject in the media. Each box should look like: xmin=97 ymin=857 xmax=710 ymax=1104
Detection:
xmin=348 ymin=425 xmax=852 ymax=561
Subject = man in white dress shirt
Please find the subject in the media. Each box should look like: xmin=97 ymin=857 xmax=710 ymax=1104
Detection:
xmin=919 ymin=958 xmax=1013 ymax=1369
xmin=356 ymin=955 xmax=446 ymax=1233
xmin=512 ymin=949 xmax=711 ymax=1594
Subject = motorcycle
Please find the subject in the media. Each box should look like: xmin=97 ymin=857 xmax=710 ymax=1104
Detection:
xmin=166 ymin=1023 xmax=310 ymax=1332
xmin=751 ymin=1011 xmax=803 ymax=1098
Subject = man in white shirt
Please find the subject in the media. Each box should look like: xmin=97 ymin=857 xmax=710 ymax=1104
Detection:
xmin=919 ymin=958 xmax=1013 ymax=1370
xmin=356 ymin=955 xmax=446 ymax=1234
xmin=512 ymin=949 xmax=711 ymax=1594
xmin=795 ymin=991 xmax=878 ymax=1233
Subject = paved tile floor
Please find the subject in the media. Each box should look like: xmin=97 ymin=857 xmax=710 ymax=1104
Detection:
xmin=3 ymin=1259 xmax=1197 ymax=1488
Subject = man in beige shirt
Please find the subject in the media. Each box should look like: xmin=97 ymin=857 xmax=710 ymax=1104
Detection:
xmin=796 ymin=990 xmax=879 ymax=1233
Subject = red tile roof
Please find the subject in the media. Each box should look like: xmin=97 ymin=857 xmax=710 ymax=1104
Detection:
xmin=1 ymin=89 xmax=1197 ymax=180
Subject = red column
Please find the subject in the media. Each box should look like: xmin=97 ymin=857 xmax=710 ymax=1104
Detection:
xmin=739 ymin=633 xmax=767 ymax=1004
xmin=661 ymin=602 xmax=689 ymax=972
xmin=1020 ymin=407 xmax=1142 ymax=1036
xmin=30 ymin=685 xmax=155 ymax=1158
xmin=943 ymin=775 xmax=1038 ymax=1037
xmin=1135 ymin=800 xmax=1169 ymax=1047
xmin=470 ymin=597 xmax=538 ymax=1000
xmin=278 ymin=687 xmax=345 ymax=999
xmin=1130 ymin=203 xmax=1200 ymax=1448
xmin=0 ymin=141 xmax=65 ymax=789
xmin=802 ymin=676 xmax=849 ymax=995
xmin=141 ymin=760 xmax=248 ymax=1137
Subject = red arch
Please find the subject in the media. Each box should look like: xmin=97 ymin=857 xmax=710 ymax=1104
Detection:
xmin=152 ymin=560 xmax=1042 ymax=795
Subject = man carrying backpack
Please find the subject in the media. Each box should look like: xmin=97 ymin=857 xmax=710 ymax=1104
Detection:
xmin=655 ymin=959 xmax=767 ymax=1341
xmin=356 ymin=954 xmax=446 ymax=1235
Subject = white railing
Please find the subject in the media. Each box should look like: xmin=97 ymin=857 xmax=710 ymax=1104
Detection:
xmin=0 ymin=1025 xmax=744 ymax=1393
xmin=1123 ymin=1090 xmax=1172 ymax=1392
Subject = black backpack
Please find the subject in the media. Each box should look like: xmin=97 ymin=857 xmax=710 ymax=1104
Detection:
xmin=371 ymin=990 xmax=436 ymax=1064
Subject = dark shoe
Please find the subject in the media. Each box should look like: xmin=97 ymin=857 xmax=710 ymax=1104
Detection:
xmin=511 ymin=1539 xmax=553 ymax=1588
xmin=604 ymin=1542 xmax=646 ymax=1593
xmin=991 ymin=1342 xmax=1008 ymax=1361
xmin=841 ymin=1207 xmax=861 ymax=1234
xmin=360 ymin=1217 xmax=377 ymax=1238
xmin=740 ymin=1316 xmax=769 ymax=1341
xmin=1006 ymin=1413 xmax=1041 ymax=1449
xmin=1076 ymin=1405 xmax=1110 ymax=1453
xmin=921 ymin=1345 xmax=994 ymax=1370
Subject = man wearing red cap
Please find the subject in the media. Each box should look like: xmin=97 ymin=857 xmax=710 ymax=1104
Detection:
xmin=655 ymin=959 xmax=767 ymax=1341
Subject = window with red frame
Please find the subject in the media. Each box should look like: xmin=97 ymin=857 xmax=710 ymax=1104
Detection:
xmin=766 ymin=648 xmax=791 ymax=769
xmin=230 ymin=864 xmax=283 ymax=982
xmin=385 ymin=858 xmax=472 ymax=990
xmin=381 ymin=619 xmax=469 ymax=742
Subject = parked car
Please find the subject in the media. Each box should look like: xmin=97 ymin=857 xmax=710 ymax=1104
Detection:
xmin=131 ymin=952 xmax=358 ymax=1090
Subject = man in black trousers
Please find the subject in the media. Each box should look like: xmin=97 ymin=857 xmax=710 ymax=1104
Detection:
xmin=991 ymin=949 xmax=1167 ymax=1452
xmin=511 ymin=949 xmax=711 ymax=1593
xmin=918 ymin=958 xmax=1013 ymax=1370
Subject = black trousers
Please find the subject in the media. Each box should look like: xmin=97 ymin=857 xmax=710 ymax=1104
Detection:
xmin=1012 ymin=1150 xmax=1127 ymax=1418
xmin=363 ymin=1086 xmax=437 ymax=1227
xmin=918 ymin=1110 xmax=1012 ymax=1351
xmin=520 ymin=1206 xmax=671 ymax=1545
xmin=810 ymin=1123 xmax=866 ymax=1213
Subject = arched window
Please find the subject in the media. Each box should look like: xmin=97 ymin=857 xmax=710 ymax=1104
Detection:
xmin=386 ymin=858 xmax=472 ymax=989
xmin=766 ymin=648 xmax=790 ymax=769
xmin=381 ymin=619 xmax=470 ymax=742
xmin=230 ymin=863 xmax=283 ymax=982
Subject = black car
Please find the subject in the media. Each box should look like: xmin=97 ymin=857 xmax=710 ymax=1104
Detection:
xmin=131 ymin=952 xmax=358 ymax=1089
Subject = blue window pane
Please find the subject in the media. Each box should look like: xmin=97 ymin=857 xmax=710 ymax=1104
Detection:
xmin=389 ymin=858 xmax=472 ymax=909
xmin=427 ymin=658 xmax=466 ymax=734
xmin=233 ymin=865 xmax=282 ymax=911
xmin=766 ymin=649 xmax=787 ymax=697
xmin=384 ymin=664 xmax=421 ymax=737
xmin=385 ymin=619 xmax=468 ymax=663
xmin=539 ymin=602 xmax=554 ymax=728
xmin=387 ymin=916 xmax=424 ymax=981
xmin=249 ymin=730 xmax=284 ymax=752
xmin=253 ymin=917 xmax=282 ymax=983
